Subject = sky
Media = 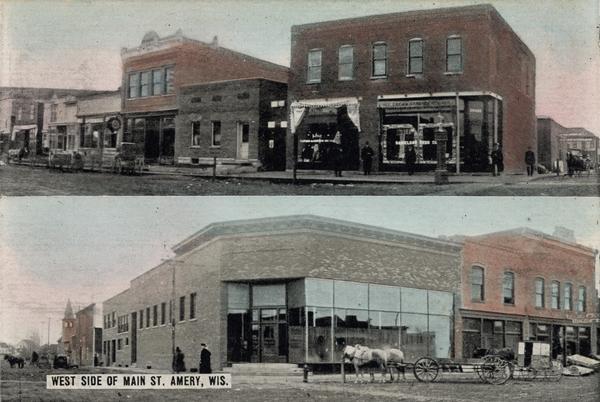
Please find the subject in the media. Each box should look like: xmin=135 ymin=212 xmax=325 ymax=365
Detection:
xmin=1 ymin=0 xmax=599 ymax=134
xmin=0 ymin=196 xmax=599 ymax=345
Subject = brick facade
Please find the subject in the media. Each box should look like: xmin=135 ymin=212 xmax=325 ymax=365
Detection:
xmin=288 ymin=4 xmax=535 ymax=173
xmin=176 ymin=79 xmax=287 ymax=170
xmin=461 ymin=229 xmax=598 ymax=359
xmin=102 ymin=215 xmax=462 ymax=370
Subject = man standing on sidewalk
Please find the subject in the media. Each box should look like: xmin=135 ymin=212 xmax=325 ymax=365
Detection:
xmin=360 ymin=142 xmax=374 ymax=175
xmin=199 ymin=343 xmax=212 ymax=373
xmin=525 ymin=147 xmax=536 ymax=176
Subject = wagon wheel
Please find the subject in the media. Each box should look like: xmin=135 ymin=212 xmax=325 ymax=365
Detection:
xmin=413 ymin=357 xmax=439 ymax=383
xmin=481 ymin=356 xmax=512 ymax=385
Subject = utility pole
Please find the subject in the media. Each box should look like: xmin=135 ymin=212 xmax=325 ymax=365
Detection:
xmin=47 ymin=317 xmax=50 ymax=346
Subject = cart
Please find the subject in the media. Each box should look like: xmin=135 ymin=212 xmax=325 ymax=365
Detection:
xmin=410 ymin=355 xmax=513 ymax=385
xmin=113 ymin=142 xmax=144 ymax=175
xmin=511 ymin=341 xmax=562 ymax=381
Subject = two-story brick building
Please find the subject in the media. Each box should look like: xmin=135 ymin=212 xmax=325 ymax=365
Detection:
xmin=461 ymin=228 xmax=598 ymax=363
xmin=121 ymin=30 xmax=288 ymax=167
xmin=288 ymin=4 xmax=536 ymax=173
xmin=102 ymin=215 xmax=462 ymax=370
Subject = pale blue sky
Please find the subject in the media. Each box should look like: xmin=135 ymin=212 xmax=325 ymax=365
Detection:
xmin=0 ymin=196 xmax=598 ymax=344
xmin=1 ymin=0 xmax=599 ymax=134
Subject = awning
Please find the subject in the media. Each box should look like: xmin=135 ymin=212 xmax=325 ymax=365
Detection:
xmin=11 ymin=125 xmax=38 ymax=141
xmin=290 ymin=97 xmax=360 ymax=134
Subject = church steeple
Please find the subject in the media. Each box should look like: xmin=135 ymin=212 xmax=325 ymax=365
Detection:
xmin=64 ymin=299 xmax=74 ymax=319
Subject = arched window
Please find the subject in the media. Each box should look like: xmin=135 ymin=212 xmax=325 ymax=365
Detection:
xmin=471 ymin=266 xmax=484 ymax=302
xmin=564 ymin=283 xmax=572 ymax=311
xmin=551 ymin=281 xmax=560 ymax=309
xmin=534 ymin=278 xmax=545 ymax=308
xmin=577 ymin=286 xmax=586 ymax=312
xmin=503 ymin=272 xmax=515 ymax=304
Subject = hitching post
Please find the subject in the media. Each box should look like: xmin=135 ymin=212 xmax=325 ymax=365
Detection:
xmin=341 ymin=358 xmax=346 ymax=383
xmin=434 ymin=113 xmax=449 ymax=185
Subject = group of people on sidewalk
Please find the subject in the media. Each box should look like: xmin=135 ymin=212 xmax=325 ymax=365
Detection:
xmin=172 ymin=343 xmax=211 ymax=374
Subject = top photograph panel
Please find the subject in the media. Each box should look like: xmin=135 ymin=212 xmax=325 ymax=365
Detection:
xmin=1 ymin=0 xmax=598 ymax=196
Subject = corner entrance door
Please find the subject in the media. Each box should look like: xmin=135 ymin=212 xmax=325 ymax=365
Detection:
xmin=251 ymin=307 xmax=288 ymax=363
xmin=237 ymin=122 xmax=250 ymax=160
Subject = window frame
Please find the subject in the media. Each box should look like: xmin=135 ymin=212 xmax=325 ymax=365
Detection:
xmin=211 ymin=121 xmax=221 ymax=147
xmin=179 ymin=296 xmax=186 ymax=322
xmin=471 ymin=266 xmax=485 ymax=302
xmin=563 ymin=282 xmax=572 ymax=311
xmin=407 ymin=38 xmax=424 ymax=75
xmin=551 ymin=281 xmax=560 ymax=309
xmin=307 ymin=48 xmax=323 ymax=84
xmin=503 ymin=271 xmax=515 ymax=305
xmin=191 ymin=121 xmax=201 ymax=148
xmin=371 ymin=41 xmax=388 ymax=78
xmin=190 ymin=292 xmax=197 ymax=320
xmin=445 ymin=35 xmax=463 ymax=74
xmin=577 ymin=286 xmax=586 ymax=312
xmin=338 ymin=45 xmax=354 ymax=81
xmin=534 ymin=277 xmax=545 ymax=308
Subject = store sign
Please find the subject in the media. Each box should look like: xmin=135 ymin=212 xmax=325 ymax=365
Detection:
xmin=378 ymin=99 xmax=456 ymax=111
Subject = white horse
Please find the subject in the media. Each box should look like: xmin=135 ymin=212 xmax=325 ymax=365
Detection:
xmin=383 ymin=348 xmax=406 ymax=381
xmin=342 ymin=344 xmax=389 ymax=383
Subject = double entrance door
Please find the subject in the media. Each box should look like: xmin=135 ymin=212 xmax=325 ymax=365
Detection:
xmin=251 ymin=307 xmax=288 ymax=363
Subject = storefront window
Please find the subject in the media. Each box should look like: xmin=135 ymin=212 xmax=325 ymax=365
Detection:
xmin=401 ymin=287 xmax=428 ymax=314
xmin=401 ymin=313 xmax=428 ymax=361
xmin=334 ymin=281 xmax=368 ymax=309
xmin=228 ymin=283 xmax=249 ymax=310
xmin=305 ymin=278 xmax=333 ymax=307
xmin=428 ymin=290 xmax=453 ymax=316
xmin=252 ymin=284 xmax=285 ymax=306
xmin=369 ymin=284 xmax=400 ymax=312
xmin=429 ymin=315 xmax=451 ymax=358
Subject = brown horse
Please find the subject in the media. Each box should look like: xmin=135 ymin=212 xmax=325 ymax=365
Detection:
xmin=342 ymin=344 xmax=389 ymax=383
xmin=4 ymin=354 xmax=25 ymax=368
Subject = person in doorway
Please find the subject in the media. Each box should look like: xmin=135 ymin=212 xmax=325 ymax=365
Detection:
xmin=199 ymin=343 xmax=212 ymax=374
xmin=490 ymin=143 xmax=503 ymax=176
xmin=525 ymin=147 xmax=536 ymax=176
xmin=360 ymin=141 xmax=374 ymax=175
xmin=405 ymin=145 xmax=417 ymax=176
xmin=172 ymin=346 xmax=186 ymax=373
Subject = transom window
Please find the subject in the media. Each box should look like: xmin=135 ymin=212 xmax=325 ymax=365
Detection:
xmin=471 ymin=266 xmax=484 ymax=302
xmin=408 ymin=39 xmax=423 ymax=74
xmin=503 ymin=272 xmax=514 ymax=304
xmin=446 ymin=36 xmax=463 ymax=73
xmin=372 ymin=42 xmax=387 ymax=77
xmin=551 ymin=281 xmax=560 ymax=309
xmin=564 ymin=283 xmax=572 ymax=311
xmin=338 ymin=45 xmax=354 ymax=80
xmin=307 ymin=49 xmax=322 ymax=83
xmin=534 ymin=278 xmax=544 ymax=308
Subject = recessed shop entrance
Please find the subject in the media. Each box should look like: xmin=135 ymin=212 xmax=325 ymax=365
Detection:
xmin=251 ymin=307 xmax=288 ymax=363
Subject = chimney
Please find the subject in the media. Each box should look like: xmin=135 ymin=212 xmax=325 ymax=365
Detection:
xmin=210 ymin=35 xmax=219 ymax=48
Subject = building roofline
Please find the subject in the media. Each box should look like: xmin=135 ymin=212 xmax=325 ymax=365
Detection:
xmin=172 ymin=214 xmax=462 ymax=255
xmin=179 ymin=77 xmax=288 ymax=89
xmin=467 ymin=227 xmax=596 ymax=255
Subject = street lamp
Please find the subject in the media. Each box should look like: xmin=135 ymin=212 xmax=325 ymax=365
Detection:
xmin=434 ymin=113 xmax=449 ymax=185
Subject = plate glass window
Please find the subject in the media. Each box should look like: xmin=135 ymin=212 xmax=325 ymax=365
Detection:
xmin=372 ymin=43 xmax=387 ymax=77
xmin=338 ymin=46 xmax=354 ymax=80
xmin=446 ymin=36 xmax=463 ymax=73
xmin=408 ymin=39 xmax=423 ymax=74
xmin=308 ymin=50 xmax=322 ymax=83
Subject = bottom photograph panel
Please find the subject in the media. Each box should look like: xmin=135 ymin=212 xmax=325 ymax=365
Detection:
xmin=0 ymin=197 xmax=598 ymax=400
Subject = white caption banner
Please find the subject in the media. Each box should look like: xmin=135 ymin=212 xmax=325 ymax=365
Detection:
xmin=47 ymin=374 xmax=231 ymax=389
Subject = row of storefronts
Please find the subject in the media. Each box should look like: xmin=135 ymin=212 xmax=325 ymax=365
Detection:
xmin=101 ymin=216 xmax=598 ymax=371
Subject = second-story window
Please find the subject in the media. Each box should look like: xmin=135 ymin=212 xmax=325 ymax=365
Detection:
xmin=179 ymin=296 xmax=186 ymax=321
xmin=372 ymin=42 xmax=387 ymax=77
xmin=446 ymin=36 xmax=463 ymax=73
xmin=128 ymin=73 xmax=139 ymax=98
xmin=503 ymin=272 xmax=515 ymax=304
xmin=307 ymin=49 xmax=322 ymax=83
xmin=338 ymin=45 xmax=354 ymax=80
xmin=551 ymin=281 xmax=560 ymax=309
xmin=471 ymin=266 xmax=484 ymax=302
xmin=535 ymin=278 xmax=545 ymax=308
xmin=50 ymin=104 xmax=57 ymax=122
xmin=564 ymin=283 xmax=572 ymax=310
xmin=408 ymin=39 xmax=423 ymax=74
xmin=190 ymin=292 xmax=197 ymax=320
xmin=152 ymin=69 xmax=163 ymax=95
xmin=165 ymin=66 xmax=175 ymax=94
xmin=140 ymin=71 xmax=151 ymax=97
xmin=577 ymin=286 xmax=586 ymax=312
